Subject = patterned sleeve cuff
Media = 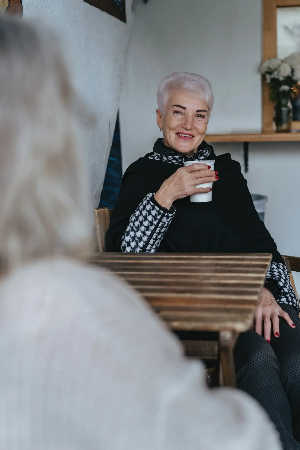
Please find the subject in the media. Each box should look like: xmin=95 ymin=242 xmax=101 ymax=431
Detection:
xmin=121 ymin=193 xmax=176 ymax=253
xmin=266 ymin=262 xmax=299 ymax=312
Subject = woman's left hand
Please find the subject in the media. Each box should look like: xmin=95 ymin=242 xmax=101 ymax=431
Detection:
xmin=255 ymin=287 xmax=295 ymax=341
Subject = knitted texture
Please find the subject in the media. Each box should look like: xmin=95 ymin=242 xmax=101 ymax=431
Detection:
xmin=147 ymin=142 xmax=213 ymax=166
xmin=121 ymin=193 xmax=175 ymax=253
xmin=266 ymin=262 xmax=299 ymax=312
xmin=0 ymin=259 xmax=281 ymax=450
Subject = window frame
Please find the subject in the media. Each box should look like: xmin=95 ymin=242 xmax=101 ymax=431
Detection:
xmin=262 ymin=0 xmax=300 ymax=132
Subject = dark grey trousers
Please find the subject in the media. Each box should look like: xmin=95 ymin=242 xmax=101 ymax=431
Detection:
xmin=234 ymin=304 xmax=300 ymax=450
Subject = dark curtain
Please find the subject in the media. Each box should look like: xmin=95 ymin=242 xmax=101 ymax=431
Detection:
xmin=99 ymin=114 xmax=123 ymax=209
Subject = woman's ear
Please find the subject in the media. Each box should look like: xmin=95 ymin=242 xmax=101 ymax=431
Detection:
xmin=156 ymin=109 xmax=163 ymax=129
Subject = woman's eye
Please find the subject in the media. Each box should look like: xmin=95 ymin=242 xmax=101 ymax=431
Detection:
xmin=197 ymin=114 xmax=205 ymax=119
xmin=174 ymin=110 xmax=183 ymax=115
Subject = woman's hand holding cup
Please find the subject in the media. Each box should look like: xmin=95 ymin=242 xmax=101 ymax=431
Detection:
xmin=154 ymin=162 xmax=217 ymax=210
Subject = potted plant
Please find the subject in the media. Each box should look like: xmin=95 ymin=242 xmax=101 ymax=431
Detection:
xmin=259 ymin=53 xmax=300 ymax=132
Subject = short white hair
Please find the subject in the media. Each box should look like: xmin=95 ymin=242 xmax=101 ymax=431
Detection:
xmin=0 ymin=16 xmax=92 ymax=273
xmin=157 ymin=72 xmax=214 ymax=117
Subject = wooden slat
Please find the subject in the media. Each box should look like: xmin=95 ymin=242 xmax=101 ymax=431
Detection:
xmin=129 ymin=282 xmax=261 ymax=291
xmin=95 ymin=257 xmax=271 ymax=267
xmin=181 ymin=340 xmax=218 ymax=359
xmin=100 ymin=268 xmax=268 ymax=276
xmin=91 ymin=252 xmax=272 ymax=259
xmin=93 ymin=208 xmax=110 ymax=252
xmin=156 ymin=305 xmax=258 ymax=313
xmin=121 ymin=275 xmax=264 ymax=284
xmin=205 ymin=133 xmax=300 ymax=142
xmin=107 ymin=269 xmax=268 ymax=277
xmin=277 ymin=0 xmax=300 ymax=6
xmin=96 ymin=258 xmax=270 ymax=264
xmin=97 ymin=259 xmax=269 ymax=266
xmin=148 ymin=296 xmax=258 ymax=307
xmin=96 ymin=258 xmax=270 ymax=265
xmin=134 ymin=288 xmax=261 ymax=297
xmin=284 ymin=256 xmax=300 ymax=273
xmin=96 ymin=256 xmax=270 ymax=262
xmin=160 ymin=310 xmax=254 ymax=333
xmin=134 ymin=284 xmax=262 ymax=295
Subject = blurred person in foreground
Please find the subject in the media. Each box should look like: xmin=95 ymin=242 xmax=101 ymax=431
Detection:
xmin=0 ymin=16 xmax=281 ymax=450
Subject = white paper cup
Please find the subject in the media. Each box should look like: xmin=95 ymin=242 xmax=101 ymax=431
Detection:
xmin=183 ymin=160 xmax=215 ymax=202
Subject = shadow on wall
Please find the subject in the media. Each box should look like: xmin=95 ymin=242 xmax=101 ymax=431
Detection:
xmin=99 ymin=114 xmax=123 ymax=209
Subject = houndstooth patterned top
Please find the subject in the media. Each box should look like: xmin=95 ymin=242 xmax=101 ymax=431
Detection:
xmin=121 ymin=193 xmax=175 ymax=253
xmin=266 ymin=263 xmax=299 ymax=310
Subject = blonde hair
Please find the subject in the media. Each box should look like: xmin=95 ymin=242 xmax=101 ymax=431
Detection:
xmin=157 ymin=72 xmax=214 ymax=117
xmin=0 ymin=16 xmax=92 ymax=273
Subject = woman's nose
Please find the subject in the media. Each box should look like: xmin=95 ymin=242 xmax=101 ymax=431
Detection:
xmin=182 ymin=115 xmax=193 ymax=129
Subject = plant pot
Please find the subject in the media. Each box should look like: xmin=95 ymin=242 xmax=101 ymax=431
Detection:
xmin=274 ymin=100 xmax=291 ymax=132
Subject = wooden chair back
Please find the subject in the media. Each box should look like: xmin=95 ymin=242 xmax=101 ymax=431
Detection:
xmin=282 ymin=255 xmax=300 ymax=308
xmin=93 ymin=208 xmax=112 ymax=252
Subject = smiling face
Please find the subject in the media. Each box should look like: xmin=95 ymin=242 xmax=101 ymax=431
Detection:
xmin=156 ymin=89 xmax=209 ymax=156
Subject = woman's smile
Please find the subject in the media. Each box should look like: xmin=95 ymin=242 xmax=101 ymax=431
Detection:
xmin=176 ymin=132 xmax=194 ymax=140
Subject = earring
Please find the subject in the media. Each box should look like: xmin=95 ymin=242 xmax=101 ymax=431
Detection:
xmin=160 ymin=128 xmax=163 ymax=132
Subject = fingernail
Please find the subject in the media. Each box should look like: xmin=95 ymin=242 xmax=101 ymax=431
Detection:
xmin=275 ymin=332 xmax=279 ymax=337
xmin=209 ymin=188 xmax=213 ymax=191
xmin=292 ymin=323 xmax=295 ymax=328
xmin=215 ymin=171 xmax=218 ymax=175
xmin=215 ymin=176 xmax=219 ymax=180
xmin=267 ymin=339 xmax=271 ymax=343
xmin=207 ymin=165 xmax=211 ymax=169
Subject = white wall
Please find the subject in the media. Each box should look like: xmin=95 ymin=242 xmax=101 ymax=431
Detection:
xmin=120 ymin=0 xmax=262 ymax=170
xmin=23 ymin=0 xmax=134 ymax=207
xmin=120 ymin=0 xmax=300 ymax=290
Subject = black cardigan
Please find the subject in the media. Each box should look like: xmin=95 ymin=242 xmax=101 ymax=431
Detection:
xmin=106 ymin=139 xmax=298 ymax=309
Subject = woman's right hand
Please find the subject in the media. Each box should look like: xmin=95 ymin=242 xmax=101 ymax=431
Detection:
xmin=154 ymin=163 xmax=217 ymax=209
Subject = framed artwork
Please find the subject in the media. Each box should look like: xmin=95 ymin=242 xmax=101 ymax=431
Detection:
xmin=277 ymin=6 xmax=300 ymax=59
xmin=84 ymin=0 xmax=126 ymax=23
xmin=262 ymin=0 xmax=300 ymax=132
xmin=0 ymin=0 xmax=23 ymax=15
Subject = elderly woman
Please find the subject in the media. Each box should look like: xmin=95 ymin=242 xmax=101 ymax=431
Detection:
xmin=106 ymin=72 xmax=300 ymax=449
xmin=0 ymin=17 xmax=282 ymax=450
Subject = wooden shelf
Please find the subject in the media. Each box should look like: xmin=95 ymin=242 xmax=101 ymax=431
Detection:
xmin=205 ymin=133 xmax=300 ymax=143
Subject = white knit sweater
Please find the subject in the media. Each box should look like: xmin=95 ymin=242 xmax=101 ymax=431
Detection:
xmin=0 ymin=258 xmax=281 ymax=450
